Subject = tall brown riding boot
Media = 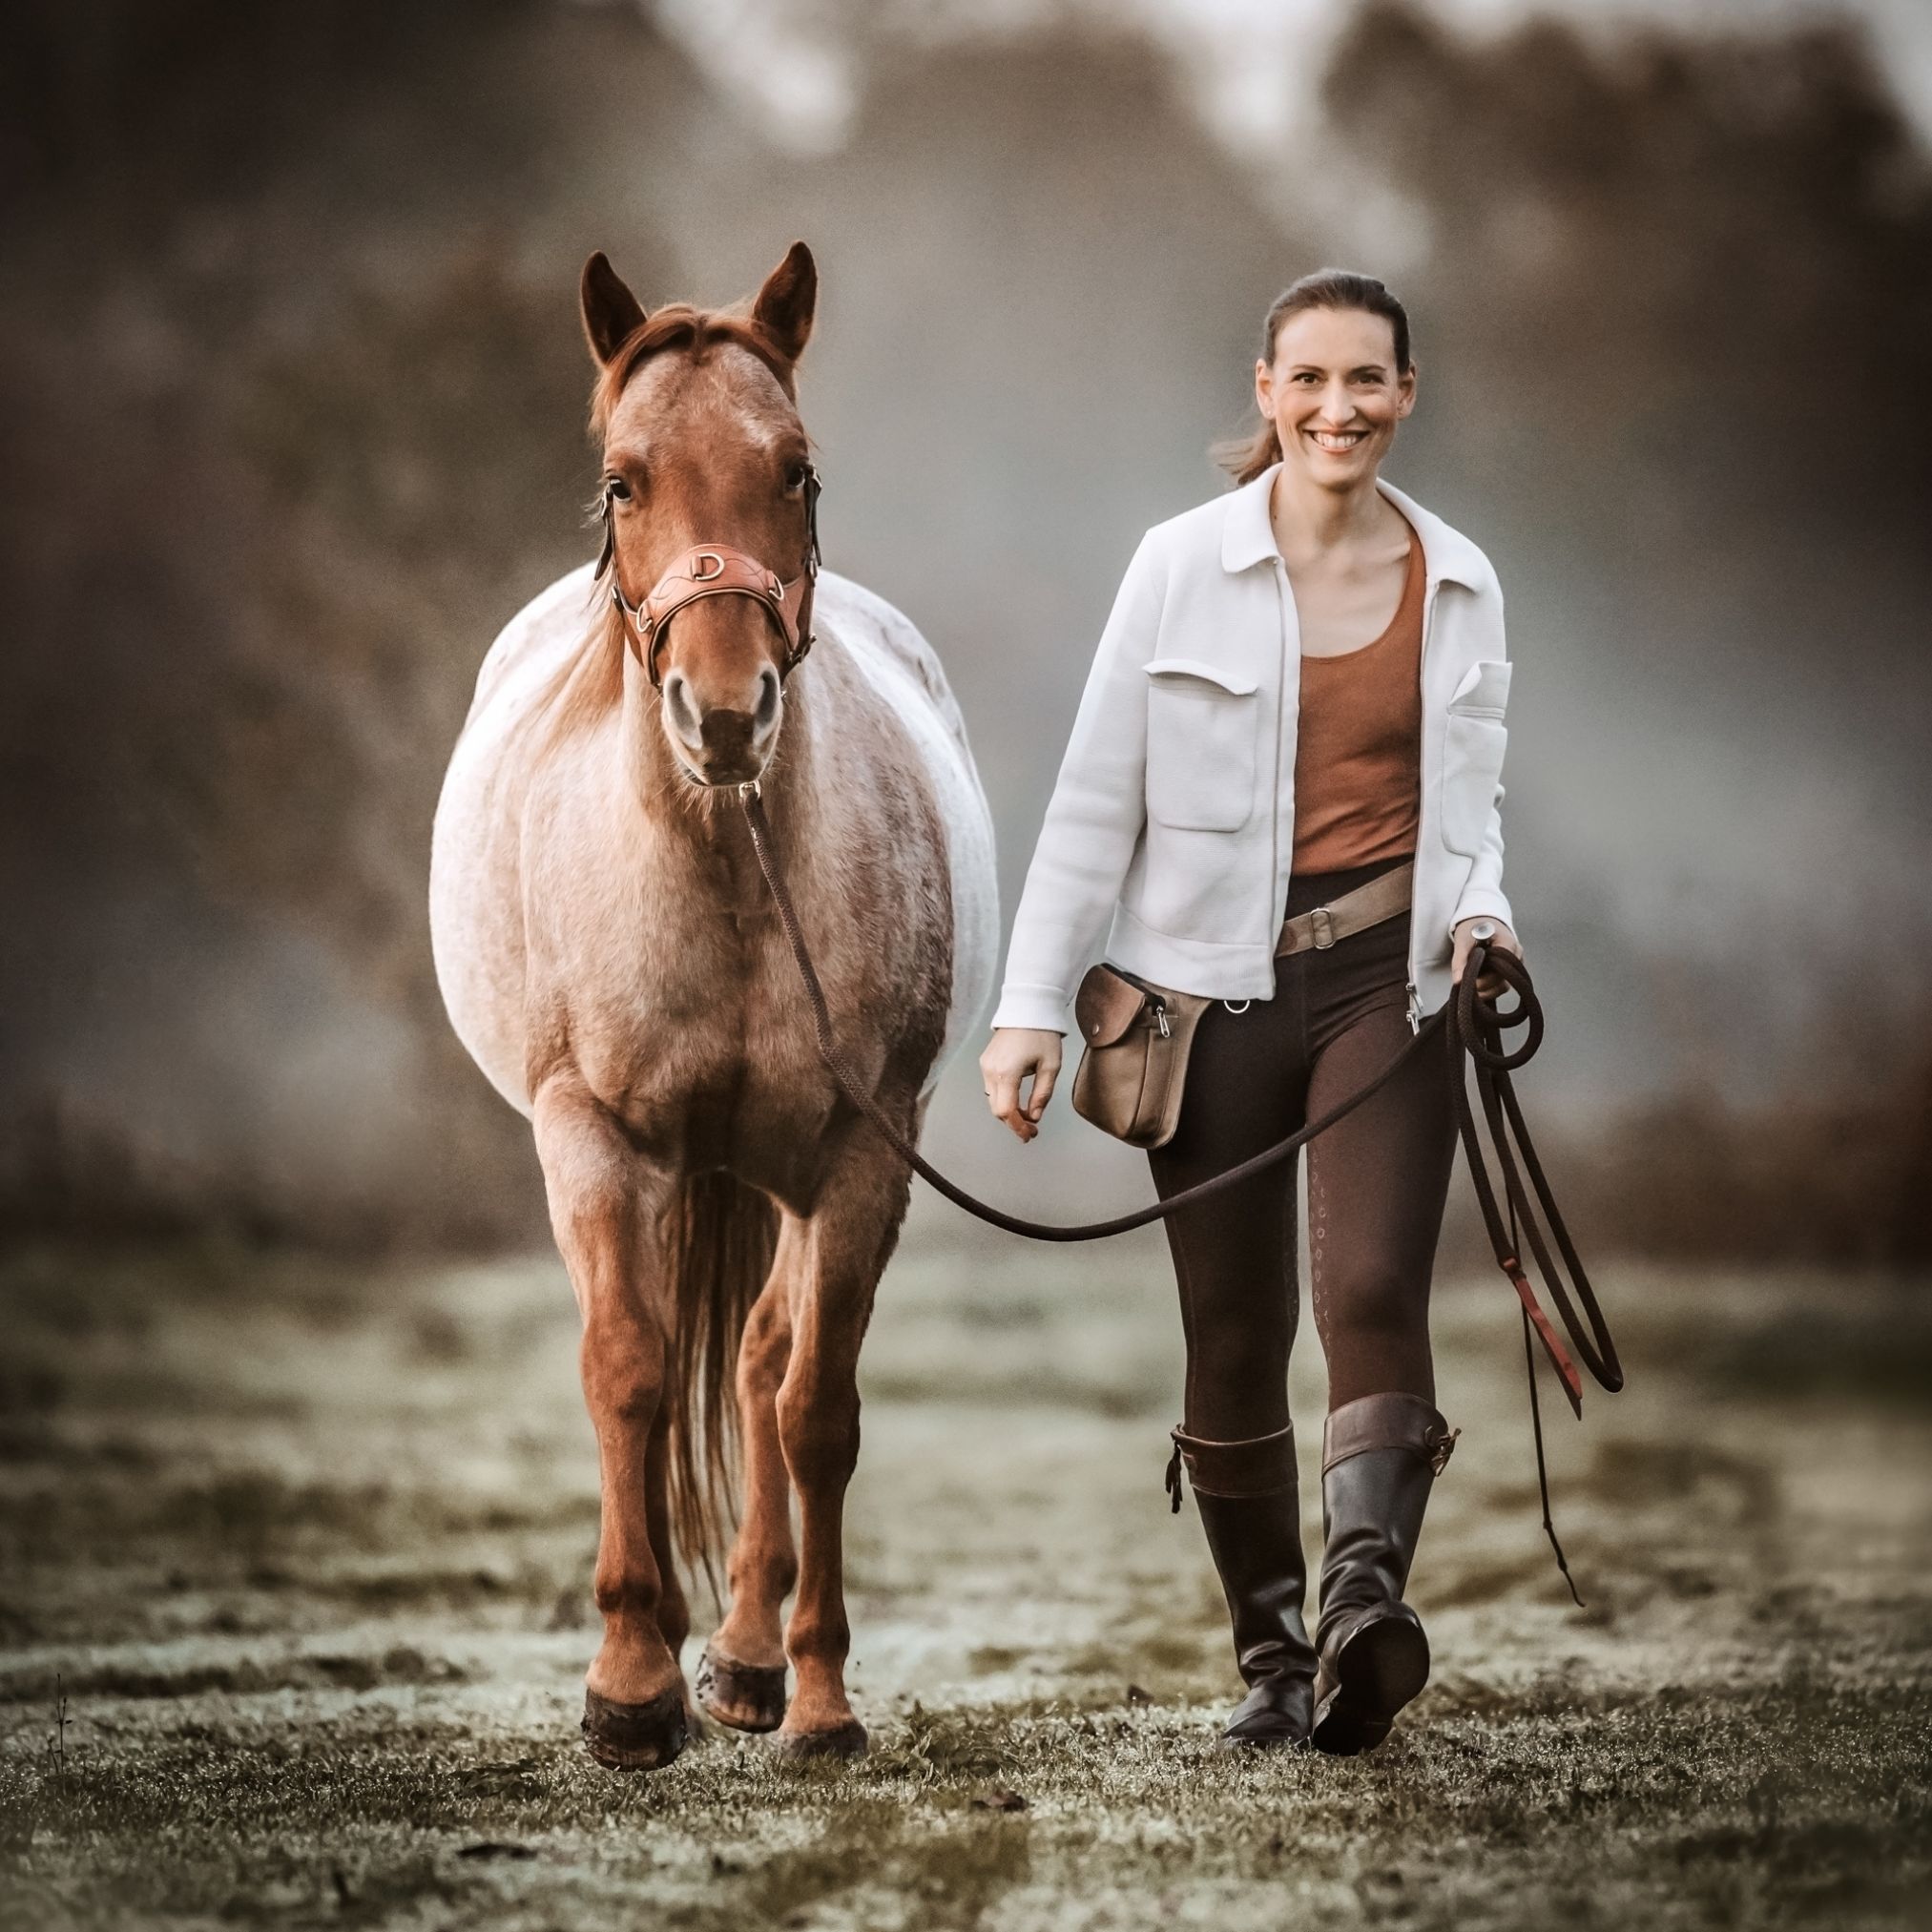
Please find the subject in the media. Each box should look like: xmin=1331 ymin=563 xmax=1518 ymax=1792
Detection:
xmin=1167 ymin=1422 xmax=1318 ymax=1749
xmin=1310 ymin=1391 xmax=1459 ymax=1756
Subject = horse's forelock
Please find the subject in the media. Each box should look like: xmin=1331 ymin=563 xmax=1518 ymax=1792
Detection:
xmin=590 ymin=305 xmax=798 ymax=438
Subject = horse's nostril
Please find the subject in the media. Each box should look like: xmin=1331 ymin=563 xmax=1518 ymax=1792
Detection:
xmin=755 ymin=667 xmax=781 ymax=733
xmin=661 ymin=672 xmax=704 ymax=751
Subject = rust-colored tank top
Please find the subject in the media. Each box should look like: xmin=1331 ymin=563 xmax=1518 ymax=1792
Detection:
xmin=1291 ymin=518 xmax=1423 ymax=873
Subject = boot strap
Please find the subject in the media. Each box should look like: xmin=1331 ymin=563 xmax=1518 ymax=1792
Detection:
xmin=1320 ymin=1392 xmax=1459 ymax=1479
xmin=1166 ymin=1421 xmax=1298 ymax=1505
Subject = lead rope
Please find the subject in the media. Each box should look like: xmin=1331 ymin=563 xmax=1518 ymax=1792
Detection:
xmin=1515 ymin=1188 xmax=1583 ymax=1607
xmin=737 ymin=781 xmax=1442 ymax=1237
xmin=1446 ymin=946 xmax=1622 ymax=1598
xmin=738 ymin=783 xmax=1622 ymax=1589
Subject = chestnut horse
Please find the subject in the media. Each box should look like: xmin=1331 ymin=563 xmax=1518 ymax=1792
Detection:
xmin=428 ymin=242 xmax=998 ymax=1768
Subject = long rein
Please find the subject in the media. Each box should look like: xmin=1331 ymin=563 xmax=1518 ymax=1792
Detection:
xmin=735 ymin=779 xmax=1624 ymax=1599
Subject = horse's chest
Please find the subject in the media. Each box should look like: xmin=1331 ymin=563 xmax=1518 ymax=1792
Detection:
xmin=555 ymin=914 xmax=837 ymax=1157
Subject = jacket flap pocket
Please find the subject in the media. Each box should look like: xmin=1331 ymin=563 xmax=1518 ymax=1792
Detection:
xmin=1448 ymin=657 xmax=1511 ymax=714
xmin=1074 ymin=964 xmax=1152 ymax=1046
xmin=1144 ymin=655 xmax=1259 ymax=696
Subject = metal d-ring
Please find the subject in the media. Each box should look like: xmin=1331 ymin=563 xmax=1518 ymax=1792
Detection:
xmin=1222 ymin=998 xmax=1252 ymax=1014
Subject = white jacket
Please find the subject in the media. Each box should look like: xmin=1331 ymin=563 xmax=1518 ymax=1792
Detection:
xmin=989 ymin=466 xmax=1515 ymax=1035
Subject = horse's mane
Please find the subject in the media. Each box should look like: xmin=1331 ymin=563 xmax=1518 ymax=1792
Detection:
xmin=527 ymin=305 xmax=802 ymax=753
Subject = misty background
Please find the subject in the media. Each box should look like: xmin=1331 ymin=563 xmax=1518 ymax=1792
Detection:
xmin=2 ymin=0 xmax=1927 ymax=1264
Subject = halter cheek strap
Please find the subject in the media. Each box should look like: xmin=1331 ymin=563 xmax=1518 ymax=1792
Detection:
xmin=602 ymin=466 xmax=822 ymax=691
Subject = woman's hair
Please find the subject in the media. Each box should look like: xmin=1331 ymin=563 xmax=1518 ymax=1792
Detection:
xmin=1215 ymin=269 xmax=1412 ymax=485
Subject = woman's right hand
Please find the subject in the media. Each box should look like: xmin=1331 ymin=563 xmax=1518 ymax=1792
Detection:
xmin=980 ymin=1028 xmax=1064 ymax=1143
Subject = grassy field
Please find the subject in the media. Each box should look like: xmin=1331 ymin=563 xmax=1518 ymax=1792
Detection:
xmin=1 ymin=1227 xmax=1928 ymax=1930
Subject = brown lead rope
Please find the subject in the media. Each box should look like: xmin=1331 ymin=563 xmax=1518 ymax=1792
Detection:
xmin=1444 ymin=946 xmax=1625 ymax=1603
xmin=738 ymin=781 xmax=1442 ymax=1237
xmin=737 ymin=781 xmax=1622 ymax=1589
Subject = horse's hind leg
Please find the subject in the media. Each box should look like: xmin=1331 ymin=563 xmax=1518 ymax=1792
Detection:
xmin=774 ymin=1133 xmax=912 ymax=1758
xmin=700 ymin=1226 xmax=800 ymax=1733
xmin=533 ymin=1079 xmax=688 ymax=1773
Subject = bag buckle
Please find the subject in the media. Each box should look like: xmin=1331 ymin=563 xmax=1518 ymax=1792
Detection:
xmin=1310 ymin=905 xmax=1337 ymax=949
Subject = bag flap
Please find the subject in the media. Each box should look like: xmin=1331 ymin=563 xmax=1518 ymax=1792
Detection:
xmin=1074 ymin=964 xmax=1152 ymax=1047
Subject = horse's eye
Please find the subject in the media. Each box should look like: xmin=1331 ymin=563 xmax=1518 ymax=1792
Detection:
xmin=605 ymin=475 xmax=633 ymax=504
xmin=783 ymin=461 xmax=809 ymax=493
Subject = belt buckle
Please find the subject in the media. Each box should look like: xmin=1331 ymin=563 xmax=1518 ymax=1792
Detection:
xmin=1310 ymin=904 xmax=1337 ymax=949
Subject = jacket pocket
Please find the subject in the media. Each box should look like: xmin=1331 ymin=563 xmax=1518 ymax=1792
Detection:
xmin=1440 ymin=658 xmax=1510 ymax=857
xmin=1143 ymin=657 xmax=1259 ymax=833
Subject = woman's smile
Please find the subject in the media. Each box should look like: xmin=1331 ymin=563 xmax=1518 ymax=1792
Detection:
xmin=1306 ymin=427 xmax=1368 ymax=451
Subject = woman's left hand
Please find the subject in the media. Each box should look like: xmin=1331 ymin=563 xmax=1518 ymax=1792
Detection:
xmin=1450 ymin=917 xmax=1522 ymax=1000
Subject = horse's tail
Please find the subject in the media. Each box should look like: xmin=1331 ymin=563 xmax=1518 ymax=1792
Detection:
xmin=662 ymin=1170 xmax=780 ymax=1595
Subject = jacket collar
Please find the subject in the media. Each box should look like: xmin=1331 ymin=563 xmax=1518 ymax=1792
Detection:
xmin=1220 ymin=462 xmax=1488 ymax=590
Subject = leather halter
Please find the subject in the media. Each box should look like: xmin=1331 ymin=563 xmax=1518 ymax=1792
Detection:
xmin=600 ymin=465 xmax=822 ymax=691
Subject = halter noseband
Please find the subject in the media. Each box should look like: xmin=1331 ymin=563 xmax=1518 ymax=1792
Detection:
xmin=600 ymin=465 xmax=822 ymax=692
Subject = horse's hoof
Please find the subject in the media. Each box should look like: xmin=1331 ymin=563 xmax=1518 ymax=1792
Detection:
xmin=696 ymin=1645 xmax=789 ymax=1733
xmin=772 ymin=1717 xmax=869 ymax=1760
xmin=581 ymin=1685 xmax=689 ymax=1772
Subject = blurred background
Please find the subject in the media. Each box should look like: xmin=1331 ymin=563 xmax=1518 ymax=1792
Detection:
xmin=5 ymin=10 xmax=1931 ymax=1922
xmin=3 ymin=0 xmax=1929 ymax=1264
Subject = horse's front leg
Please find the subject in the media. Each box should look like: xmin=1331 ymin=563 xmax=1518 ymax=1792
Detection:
xmin=533 ymin=1079 xmax=687 ymax=1772
xmin=699 ymin=1225 xmax=800 ymax=1733
xmin=645 ymin=1399 xmax=695 ymax=1716
xmin=775 ymin=1131 xmax=912 ymax=1757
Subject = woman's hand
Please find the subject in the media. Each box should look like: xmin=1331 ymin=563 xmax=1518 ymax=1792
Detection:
xmin=980 ymin=1028 xmax=1064 ymax=1143
xmin=1450 ymin=917 xmax=1523 ymax=1000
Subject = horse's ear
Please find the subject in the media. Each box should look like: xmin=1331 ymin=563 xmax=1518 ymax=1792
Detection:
xmin=752 ymin=241 xmax=817 ymax=364
xmin=580 ymin=251 xmax=647 ymax=367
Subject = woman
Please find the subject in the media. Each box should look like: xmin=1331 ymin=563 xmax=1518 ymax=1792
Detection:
xmin=979 ymin=270 xmax=1522 ymax=1755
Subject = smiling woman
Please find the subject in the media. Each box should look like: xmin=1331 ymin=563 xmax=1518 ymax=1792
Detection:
xmin=1220 ymin=272 xmax=1413 ymax=494
xmin=980 ymin=267 xmax=1522 ymax=1758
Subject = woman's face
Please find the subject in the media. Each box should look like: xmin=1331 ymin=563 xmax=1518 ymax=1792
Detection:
xmin=1257 ymin=305 xmax=1416 ymax=489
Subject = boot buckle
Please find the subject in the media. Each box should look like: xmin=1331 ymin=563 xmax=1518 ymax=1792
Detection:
xmin=1427 ymin=1424 xmax=1461 ymax=1477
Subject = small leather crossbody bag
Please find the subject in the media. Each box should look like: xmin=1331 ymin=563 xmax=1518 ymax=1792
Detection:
xmin=1070 ymin=964 xmax=1215 ymax=1149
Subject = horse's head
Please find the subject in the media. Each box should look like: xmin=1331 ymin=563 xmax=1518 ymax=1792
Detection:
xmin=582 ymin=243 xmax=820 ymax=789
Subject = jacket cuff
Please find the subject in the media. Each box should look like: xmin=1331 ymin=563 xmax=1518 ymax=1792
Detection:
xmin=1446 ymin=887 xmax=1514 ymax=941
xmin=988 ymin=985 xmax=1070 ymax=1034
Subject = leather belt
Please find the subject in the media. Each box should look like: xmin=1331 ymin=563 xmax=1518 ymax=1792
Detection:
xmin=1275 ymin=861 xmax=1414 ymax=958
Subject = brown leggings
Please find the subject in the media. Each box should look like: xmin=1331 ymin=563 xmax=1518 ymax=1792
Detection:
xmin=1147 ymin=853 xmax=1456 ymax=1440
